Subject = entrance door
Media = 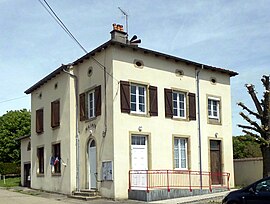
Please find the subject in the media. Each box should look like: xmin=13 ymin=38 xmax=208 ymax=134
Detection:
xmin=89 ymin=140 xmax=97 ymax=189
xmin=24 ymin=163 xmax=31 ymax=187
xmin=131 ymin=135 xmax=148 ymax=188
xmin=210 ymin=140 xmax=222 ymax=185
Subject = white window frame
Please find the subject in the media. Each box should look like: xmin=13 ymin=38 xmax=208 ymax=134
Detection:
xmin=172 ymin=91 xmax=186 ymax=119
xmin=174 ymin=138 xmax=188 ymax=170
xmin=208 ymin=97 xmax=220 ymax=120
xmin=130 ymin=84 xmax=147 ymax=114
xmin=88 ymin=90 xmax=95 ymax=119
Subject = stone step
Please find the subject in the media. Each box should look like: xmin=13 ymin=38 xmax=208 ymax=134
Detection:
xmin=69 ymin=189 xmax=100 ymax=200
xmin=68 ymin=194 xmax=101 ymax=201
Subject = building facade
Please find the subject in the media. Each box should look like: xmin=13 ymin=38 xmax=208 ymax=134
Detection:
xmin=23 ymin=26 xmax=238 ymax=199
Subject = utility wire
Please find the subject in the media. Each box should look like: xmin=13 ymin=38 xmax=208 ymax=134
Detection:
xmin=0 ymin=96 xmax=29 ymax=104
xmin=38 ymin=0 xmax=119 ymax=83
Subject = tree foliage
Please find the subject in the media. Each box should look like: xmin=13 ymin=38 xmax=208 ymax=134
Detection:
xmin=233 ymin=135 xmax=262 ymax=159
xmin=0 ymin=109 xmax=30 ymax=163
xmin=238 ymin=75 xmax=270 ymax=177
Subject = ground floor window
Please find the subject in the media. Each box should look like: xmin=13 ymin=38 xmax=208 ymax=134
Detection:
xmin=174 ymin=138 xmax=188 ymax=169
xmin=51 ymin=143 xmax=61 ymax=174
xmin=37 ymin=147 xmax=44 ymax=174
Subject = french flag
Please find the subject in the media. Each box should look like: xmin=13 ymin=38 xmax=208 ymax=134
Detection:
xmin=54 ymin=157 xmax=59 ymax=165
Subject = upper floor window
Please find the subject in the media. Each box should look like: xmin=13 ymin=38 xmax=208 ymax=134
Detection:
xmin=37 ymin=147 xmax=44 ymax=174
xmin=36 ymin=108 xmax=44 ymax=134
xmin=174 ymin=138 xmax=188 ymax=169
xmin=88 ymin=90 xmax=95 ymax=119
xmin=208 ymin=97 xmax=220 ymax=120
xmin=27 ymin=141 xmax=31 ymax=151
xmin=120 ymin=81 xmax=158 ymax=116
xmin=173 ymin=91 xmax=186 ymax=118
xmin=130 ymin=84 xmax=146 ymax=114
xmin=51 ymin=100 xmax=60 ymax=128
xmin=165 ymin=89 xmax=196 ymax=120
xmin=79 ymin=85 xmax=101 ymax=121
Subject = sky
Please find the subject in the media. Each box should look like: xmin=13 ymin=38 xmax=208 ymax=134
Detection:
xmin=0 ymin=0 xmax=269 ymax=136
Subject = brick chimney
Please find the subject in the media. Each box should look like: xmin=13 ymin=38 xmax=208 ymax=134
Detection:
xmin=110 ymin=23 xmax=127 ymax=44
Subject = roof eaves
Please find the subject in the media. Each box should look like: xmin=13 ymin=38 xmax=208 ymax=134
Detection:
xmin=16 ymin=134 xmax=31 ymax=141
xmin=24 ymin=41 xmax=112 ymax=94
xmin=73 ymin=40 xmax=111 ymax=65
xmin=25 ymin=39 xmax=238 ymax=95
xmin=111 ymin=41 xmax=238 ymax=77
xmin=24 ymin=64 xmax=68 ymax=94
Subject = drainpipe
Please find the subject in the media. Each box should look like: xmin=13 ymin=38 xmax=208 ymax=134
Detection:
xmin=196 ymin=65 xmax=204 ymax=190
xmin=103 ymin=62 xmax=107 ymax=137
xmin=62 ymin=65 xmax=80 ymax=192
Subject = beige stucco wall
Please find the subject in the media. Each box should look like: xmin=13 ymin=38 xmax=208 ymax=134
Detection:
xmin=111 ymin=46 xmax=235 ymax=198
xmin=234 ymin=158 xmax=263 ymax=186
xmin=75 ymin=47 xmax=115 ymax=198
xmin=20 ymin=137 xmax=31 ymax=186
xmin=30 ymin=72 xmax=75 ymax=194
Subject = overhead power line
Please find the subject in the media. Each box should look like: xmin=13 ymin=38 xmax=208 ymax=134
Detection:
xmin=0 ymin=96 xmax=29 ymax=104
xmin=38 ymin=0 xmax=119 ymax=83
xmin=39 ymin=0 xmax=87 ymax=53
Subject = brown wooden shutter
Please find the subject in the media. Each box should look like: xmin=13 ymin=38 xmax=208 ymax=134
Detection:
xmin=36 ymin=109 xmax=43 ymax=133
xmin=95 ymin=85 xmax=102 ymax=116
xmin=164 ymin=88 xmax=173 ymax=118
xmin=149 ymin=86 xmax=158 ymax=116
xmin=79 ymin=93 xmax=86 ymax=121
xmin=188 ymin=92 xmax=196 ymax=120
xmin=120 ymin=81 xmax=130 ymax=113
xmin=51 ymin=100 xmax=60 ymax=128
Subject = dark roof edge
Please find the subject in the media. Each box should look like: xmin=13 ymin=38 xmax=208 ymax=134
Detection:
xmin=16 ymin=134 xmax=31 ymax=141
xmin=111 ymin=41 xmax=238 ymax=77
xmin=25 ymin=40 xmax=238 ymax=94
xmin=24 ymin=40 xmax=111 ymax=94
xmin=25 ymin=64 xmax=67 ymax=94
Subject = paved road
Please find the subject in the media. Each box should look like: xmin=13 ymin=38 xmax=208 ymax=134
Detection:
xmin=0 ymin=188 xmax=144 ymax=204
xmin=0 ymin=187 xmax=225 ymax=204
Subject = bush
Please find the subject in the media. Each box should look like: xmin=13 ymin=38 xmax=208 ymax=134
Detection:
xmin=0 ymin=162 xmax=20 ymax=175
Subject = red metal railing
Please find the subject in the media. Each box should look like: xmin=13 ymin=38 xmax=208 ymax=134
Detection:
xmin=128 ymin=170 xmax=230 ymax=192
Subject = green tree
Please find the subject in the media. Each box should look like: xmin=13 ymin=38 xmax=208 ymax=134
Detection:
xmin=238 ymin=75 xmax=270 ymax=177
xmin=233 ymin=135 xmax=262 ymax=159
xmin=0 ymin=109 xmax=30 ymax=163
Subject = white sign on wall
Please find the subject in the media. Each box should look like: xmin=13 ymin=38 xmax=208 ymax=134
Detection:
xmin=102 ymin=161 xmax=113 ymax=181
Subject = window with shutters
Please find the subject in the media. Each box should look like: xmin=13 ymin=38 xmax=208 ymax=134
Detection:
xmin=130 ymin=84 xmax=147 ymax=114
xmin=120 ymin=81 xmax=158 ymax=116
xmin=165 ymin=89 xmax=196 ymax=121
xmin=79 ymin=85 xmax=101 ymax=121
xmin=173 ymin=91 xmax=186 ymax=118
xmin=52 ymin=143 xmax=61 ymax=174
xmin=208 ymin=96 xmax=221 ymax=124
xmin=36 ymin=108 xmax=44 ymax=134
xmin=51 ymin=100 xmax=60 ymax=128
xmin=37 ymin=147 xmax=44 ymax=174
xmin=174 ymin=138 xmax=188 ymax=169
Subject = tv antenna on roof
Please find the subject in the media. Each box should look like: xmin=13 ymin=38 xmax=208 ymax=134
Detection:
xmin=118 ymin=7 xmax=128 ymax=37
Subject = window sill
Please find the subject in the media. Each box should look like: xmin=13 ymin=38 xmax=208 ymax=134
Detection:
xmin=174 ymin=168 xmax=188 ymax=171
xmin=52 ymin=173 xmax=61 ymax=177
xmin=172 ymin=117 xmax=188 ymax=122
xmin=85 ymin=116 xmax=98 ymax=122
xmin=36 ymin=131 xmax=44 ymax=135
xmin=37 ymin=173 xmax=44 ymax=177
xmin=130 ymin=112 xmax=149 ymax=118
xmin=51 ymin=125 xmax=60 ymax=130
xmin=208 ymin=118 xmax=222 ymax=125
